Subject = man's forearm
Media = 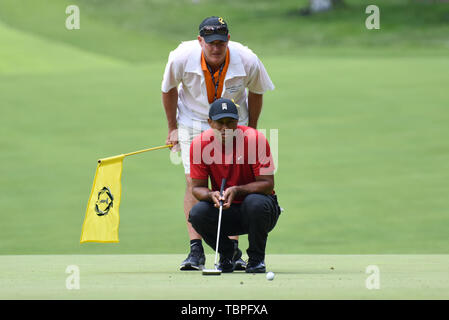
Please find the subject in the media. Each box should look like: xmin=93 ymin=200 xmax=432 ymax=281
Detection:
xmin=162 ymin=87 xmax=178 ymax=130
xmin=234 ymin=180 xmax=273 ymax=197
xmin=247 ymin=92 xmax=263 ymax=129
xmin=192 ymin=187 xmax=213 ymax=202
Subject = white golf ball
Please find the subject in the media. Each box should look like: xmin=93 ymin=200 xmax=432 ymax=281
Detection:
xmin=266 ymin=271 xmax=275 ymax=281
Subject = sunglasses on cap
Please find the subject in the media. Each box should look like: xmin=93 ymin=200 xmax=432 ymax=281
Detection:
xmin=200 ymin=25 xmax=228 ymax=37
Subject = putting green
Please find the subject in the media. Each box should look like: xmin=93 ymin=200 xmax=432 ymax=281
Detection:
xmin=0 ymin=254 xmax=448 ymax=299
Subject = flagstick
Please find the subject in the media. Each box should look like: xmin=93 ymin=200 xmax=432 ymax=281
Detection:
xmin=98 ymin=144 xmax=173 ymax=163
xmin=124 ymin=144 xmax=173 ymax=157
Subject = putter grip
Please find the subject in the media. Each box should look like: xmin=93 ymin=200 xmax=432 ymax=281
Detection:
xmin=219 ymin=178 xmax=227 ymax=206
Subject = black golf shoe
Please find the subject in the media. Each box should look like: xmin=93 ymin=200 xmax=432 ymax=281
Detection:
xmin=245 ymin=259 xmax=266 ymax=273
xmin=232 ymin=248 xmax=247 ymax=271
xmin=180 ymin=250 xmax=205 ymax=271
xmin=218 ymin=255 xmax=235 ymax=273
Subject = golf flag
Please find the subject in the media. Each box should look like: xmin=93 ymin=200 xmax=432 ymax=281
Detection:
xmin=80 ymin=154 xmax=124 ymax=243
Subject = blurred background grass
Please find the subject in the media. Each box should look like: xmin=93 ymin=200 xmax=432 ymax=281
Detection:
xmin=1 ymin=0 xmax=449 ymax=61
xmin=0 ymin=0 xmax=448 ymax=255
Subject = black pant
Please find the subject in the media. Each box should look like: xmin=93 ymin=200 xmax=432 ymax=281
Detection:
xmin=189 ymin=194 xmax=281 ymax=262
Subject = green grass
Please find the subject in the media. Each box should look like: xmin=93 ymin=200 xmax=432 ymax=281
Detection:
xmin=0 ymin=254 xmax=448 ymax=299
xmin=0 ymin=0 xmax=448 ymax=260
xmin=1 ymin=0 xmax=448 ymax=62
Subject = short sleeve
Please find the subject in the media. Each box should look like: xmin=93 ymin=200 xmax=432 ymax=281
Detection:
xmin=251 ymin=131 xmax=275 ymax=176
xmin=161 ymin=51 xmax=183 ymax=93
xmin=246 ymin=58 xmax=275 ymax=95
xmin=190 ymin=136 xmax=209 ymax=180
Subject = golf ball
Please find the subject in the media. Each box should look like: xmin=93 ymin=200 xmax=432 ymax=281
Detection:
xmin=266 ymin=271 xmax=275 ymax=281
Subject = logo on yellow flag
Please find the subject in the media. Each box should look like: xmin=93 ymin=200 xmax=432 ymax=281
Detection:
xmin=95 ymin=187 xmax=114 ymax=216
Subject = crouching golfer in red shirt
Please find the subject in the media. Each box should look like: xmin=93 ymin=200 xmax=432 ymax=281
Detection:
xmin=188 ymin=98 xmax=281 ymax=273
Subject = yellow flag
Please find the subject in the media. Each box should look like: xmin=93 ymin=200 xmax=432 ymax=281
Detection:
xmin=80 ymin=155 xmax=124 ymax=243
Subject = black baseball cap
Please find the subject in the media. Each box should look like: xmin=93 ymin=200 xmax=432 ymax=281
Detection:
xmin=209 ymin=98 xmax=239 ymax=121
xmin=199 ymin=16 xmax=229 ymax=43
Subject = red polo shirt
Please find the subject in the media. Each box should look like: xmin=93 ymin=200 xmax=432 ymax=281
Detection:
xmin=190 ymin=125 xmax=275 ymax=203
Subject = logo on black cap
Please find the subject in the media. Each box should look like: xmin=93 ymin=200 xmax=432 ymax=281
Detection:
xmin=209 ymin=98 xmax=239 ymax=121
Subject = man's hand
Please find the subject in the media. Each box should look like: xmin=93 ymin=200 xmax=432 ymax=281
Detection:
xmin=221 ymin=186 xmax=238 ymax=210
xmin=166 ymin=128 xmax=179 ymax=152
xmin=209 ymin=191 xmax=222 ymax=208
xmin=209 ymin=187 xmax=237 ymax=210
